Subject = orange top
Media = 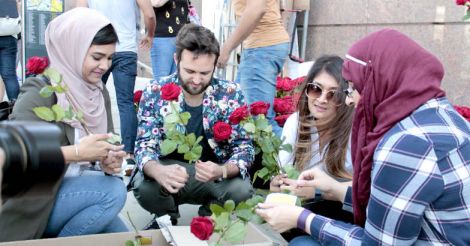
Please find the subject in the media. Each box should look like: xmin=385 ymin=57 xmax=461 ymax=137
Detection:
xmin=233 ymin=0 xmax=289 ymax=49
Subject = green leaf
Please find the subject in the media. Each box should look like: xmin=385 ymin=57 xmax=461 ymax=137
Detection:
xmin=106 ymin=133 xmax=122 ymax=145
xmin=165 ymin=113 xmax=179 ymax=124
xmin=285 ymin=165 xmax=300 ymax=179
xmin=125 ymin=240 xmax=136 ymax=246
xmin=255 ymin=117 xmax=269 ymax=131
xmin=160 ymin=139 xmax=177 ymax=155
xmin=243 ymin=122 xmax=256 ymax=134
xmin=281 ymin=143 xmax=293 ymax=153
xmin=51 ymin=104 xmax=65 ymax=121
xmin=210 ymin=204 xmax=225 ymax=216
xmin=180 ymin=111 xmax=191 ymax=125
xmin=177 ymin=144 xmax=190 ymax=154
xmin=53 ymin=84 xmax=67 ymax=93
xmin=224 ymin=220 xmax=246 ymax=244
xmin=43 ymin=68 xmax=62 ymax=83
xmin=213 ymin=212 xmax=229 ymax=231
xmin=256 ymin=167 xmax=270 ymax=182
xmin=224 ymin=200 xmax=235 ymax=213
xmin=235 ymin=209 xmax=252 ymax=222
xmin=75 ymin=111 xmax=84 ymax=121
xmin=186 ymin=133 xmax=196 ymax=146
xmin=195 ymin=135 xmax=203 ymax=145
xmin=39 ymin=86 xmax=54 ymax=98
xmin=64 ymin=106 xmax=74 ymax=120
xmin=251 ymin=214 xmax=265 ymax=224
xmin=33 ymin=107 xmax=55 ymax=121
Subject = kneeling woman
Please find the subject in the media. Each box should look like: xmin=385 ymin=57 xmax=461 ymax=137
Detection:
xmin=11 ymin=8 xmax=128 ymax=237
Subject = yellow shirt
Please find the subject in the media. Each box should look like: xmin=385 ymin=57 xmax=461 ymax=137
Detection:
xmin=233 ymin=0 xmax=290 ymax=49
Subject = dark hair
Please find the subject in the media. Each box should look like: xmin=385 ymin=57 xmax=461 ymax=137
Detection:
xmin=91 ymin=24 xmax=119 ymax=45
xmin=175 ymin=24 xmax=219 ymax=64
xmin=294 ymin=55 xmax=354 ymax=179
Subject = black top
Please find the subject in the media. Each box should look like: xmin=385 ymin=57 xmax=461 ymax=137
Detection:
xmin=154 ymin=0 xmax=189 ymax=37
xmin=165 ymin=102 xmax=219 ymax=163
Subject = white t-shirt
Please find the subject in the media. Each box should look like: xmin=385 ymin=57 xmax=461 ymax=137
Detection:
xmin=278 ymin=112 xmax=353 ymax=179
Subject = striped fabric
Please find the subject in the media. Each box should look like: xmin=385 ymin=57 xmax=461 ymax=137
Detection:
xmin=309 ymin=98 xmax=470 ymax=245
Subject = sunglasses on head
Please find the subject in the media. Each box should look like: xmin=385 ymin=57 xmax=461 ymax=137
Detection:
xmin=305 ymin=82 xmax=342 ymax=105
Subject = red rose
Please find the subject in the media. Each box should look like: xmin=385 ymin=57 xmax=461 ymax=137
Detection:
xmin=134 ymin=90 xmax=143 ymax=104
xmin=161 ymin=82 xmax=181 ymax=101
xmin=455 ymin=105 xmax=470 ymax=122
xmin=229 ymin=105 xmax=249 ymax=124
xmin=250 ymin=101 xmax=270 ymax=116
xmin=190 ymin=216 xmax=214 ymax=240
xmin=275 ymin=114 xmax=291 ymax=127
xmin=26 ymin=56 xmax=49 ymax=75
xmin=213 ymin=121 xmax=232 ymax=142
xmin=274 ymin=96 xmax=295 ymax=115
xmin=276 ymin=76 xmax=286 ymax=91
xmin=456 ymin=0 xmax=468 ymax=5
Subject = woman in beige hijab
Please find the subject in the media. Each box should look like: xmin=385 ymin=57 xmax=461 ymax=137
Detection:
xmin=10 ymin=8 xmax=129 ymax=237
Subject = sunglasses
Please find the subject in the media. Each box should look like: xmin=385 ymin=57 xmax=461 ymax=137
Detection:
xmin=305 ymin=82 xmax=342 ymax=105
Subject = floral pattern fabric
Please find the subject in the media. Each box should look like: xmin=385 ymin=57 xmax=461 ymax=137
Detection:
xmin=135 ymin=74 xmax=255 ymax=179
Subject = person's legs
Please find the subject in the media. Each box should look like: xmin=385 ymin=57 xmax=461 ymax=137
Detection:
xmin=150 ymin=37 xmax=177 ymax=81
xmin=111 ymin=52 xmax=138 ymax=154
xmin=0 ymin=36 xmax=19 ymax=101
xmin=44 ymin=176 xmax=128 ymax=237
xmin=237 ymin=43 xmax=289 ymax=137
xmin=289 ymin=235 xmax=322 ymax=246
xmin=211 ymin=177 xmax=254 ymax=205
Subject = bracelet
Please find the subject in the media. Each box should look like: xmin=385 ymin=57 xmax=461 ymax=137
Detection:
xmin=297 ymin=209 xmax=312 ymax=231
xmin=221 ymin=165 xmax=228 ymax=179
xmin=74 ymin=144 xmax=79 ymax=159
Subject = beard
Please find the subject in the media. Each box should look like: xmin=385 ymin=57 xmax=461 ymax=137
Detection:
xmin=177 ymin=66 xmax=214 ymax=96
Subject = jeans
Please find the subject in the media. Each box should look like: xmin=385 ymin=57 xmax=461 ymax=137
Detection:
xmin=102 ymin=51 xmax=138 ymax=153
xmin=44 ymin=176 xmax=128 ymax=237
xmin=236 ymin=42 xmax=289 ymax=137
xmin=150 ymin=37 xmax=177 ymax=81
xmin=289 ymin=235 xmax=322 ymax=246
xmin=0 ymin=36 xmax=19 ymax=101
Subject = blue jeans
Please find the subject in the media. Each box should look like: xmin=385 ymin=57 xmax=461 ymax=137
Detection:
xmin=44 ymin=176 xmax=128 ymax=237
xmin=102 ymin=51 xmax=138 ymax=153
xmin=0 ymin=36 xmax=19 ymax=101
xmin=150 ymin=37 xmax=177 ymax=81
xmin=236 ymin=42 xmax=289 ymax=137
xmin=289 ymin=235 xmax=322 ymax=246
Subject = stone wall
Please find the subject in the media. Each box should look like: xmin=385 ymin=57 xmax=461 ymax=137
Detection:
xmin=301 ymin=0 xmax=470 ymax=105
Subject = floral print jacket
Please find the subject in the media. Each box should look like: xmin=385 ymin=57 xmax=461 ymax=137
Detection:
xmin=135 ymin=74 xmax=255 ymax=179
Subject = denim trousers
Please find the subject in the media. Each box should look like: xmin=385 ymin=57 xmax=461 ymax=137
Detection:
xmin=0 ymin=36 xmax=19 ymax=101
xmin=236 ymin=42 xmax=289 ymax=137
xmin=150 ymin=37 xmax=177 ymax=81
xmin=289 ymin=235 xmax=322 ymax=246
xmin=102 ymin=51 xmax=138 ymax=153
xmin=44 ymin=176 xmax=128 ymax=237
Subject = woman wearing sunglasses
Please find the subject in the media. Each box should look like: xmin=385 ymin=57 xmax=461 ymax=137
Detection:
xmin=269 ymin=55 xmax=355 ymax=239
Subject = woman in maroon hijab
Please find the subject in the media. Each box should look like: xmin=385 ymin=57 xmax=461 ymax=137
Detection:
xmin=256 ymin=29 xmax=470 ymax=245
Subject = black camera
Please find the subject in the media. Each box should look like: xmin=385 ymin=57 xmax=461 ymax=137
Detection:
xmin=1 ymin=121 xmax=65 ymax=198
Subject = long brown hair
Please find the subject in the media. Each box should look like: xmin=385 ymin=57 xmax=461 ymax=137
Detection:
xmin=294 ymin=55 xmax=354 ymax=179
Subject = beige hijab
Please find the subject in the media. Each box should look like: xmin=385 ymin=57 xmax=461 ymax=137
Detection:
xmin=45 ymin=7 xmax=110 ymax=136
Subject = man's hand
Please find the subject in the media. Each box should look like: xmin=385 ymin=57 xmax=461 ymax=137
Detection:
xmin=195 ymin=160 xmax=223 ymax=182
xmin=100 ymin=149 xmax=126 ymax=174
xmin=216 ymin=45 xmax=230 ymax=69
xmin=153 ymin=164 xmax=189 ymax=193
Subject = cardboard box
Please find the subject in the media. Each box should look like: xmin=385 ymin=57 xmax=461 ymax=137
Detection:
xmin=0 ymin=223 xmax=274 ymax=246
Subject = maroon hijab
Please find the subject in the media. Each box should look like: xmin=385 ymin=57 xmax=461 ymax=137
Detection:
xmin=342 ymin=29 xmax=445 ymax=226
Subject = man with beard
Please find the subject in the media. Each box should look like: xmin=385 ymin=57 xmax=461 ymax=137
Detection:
xmin=131 ymin=24 xmax=255 ymax=229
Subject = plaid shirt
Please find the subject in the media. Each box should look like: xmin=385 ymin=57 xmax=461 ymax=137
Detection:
xmin=309 ymin=98 xmax=470 ymax=245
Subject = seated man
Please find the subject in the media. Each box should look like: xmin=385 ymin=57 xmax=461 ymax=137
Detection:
xmin=131 ymin=24 xmax=254 ymax=228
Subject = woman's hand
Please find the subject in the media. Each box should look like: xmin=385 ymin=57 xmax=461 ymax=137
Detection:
xmin=76 ymin=133 xmax=123 ymax=162
xmin=100 ymin=149 xmax=126 ymax=174
xmin=297 ymin=168 xmax=349 ymax=202
xmin=255 ymin=203 xmax=304 ymax=233
xmin=270 ymin=174 xmax=287 ymax=192
xmin=280 ymin=178 xmax=315 ymax=199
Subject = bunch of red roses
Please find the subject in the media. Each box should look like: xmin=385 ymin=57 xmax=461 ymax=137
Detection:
xmin=273 ymin=76 xmax=305 ymax=126
xmin=133 ymin=90 xmax=143 ymax=112
xmin=229 ymin=101 xmax=292 ymax=183
xmin=455 ymin=105 xmax=470 ymax=122
xmin=456 ymin=0 xmax=470 ymax=20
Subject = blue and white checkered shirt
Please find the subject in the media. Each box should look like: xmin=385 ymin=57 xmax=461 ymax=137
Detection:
xmin=309 ymin=98 xmax=470 ymax=245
